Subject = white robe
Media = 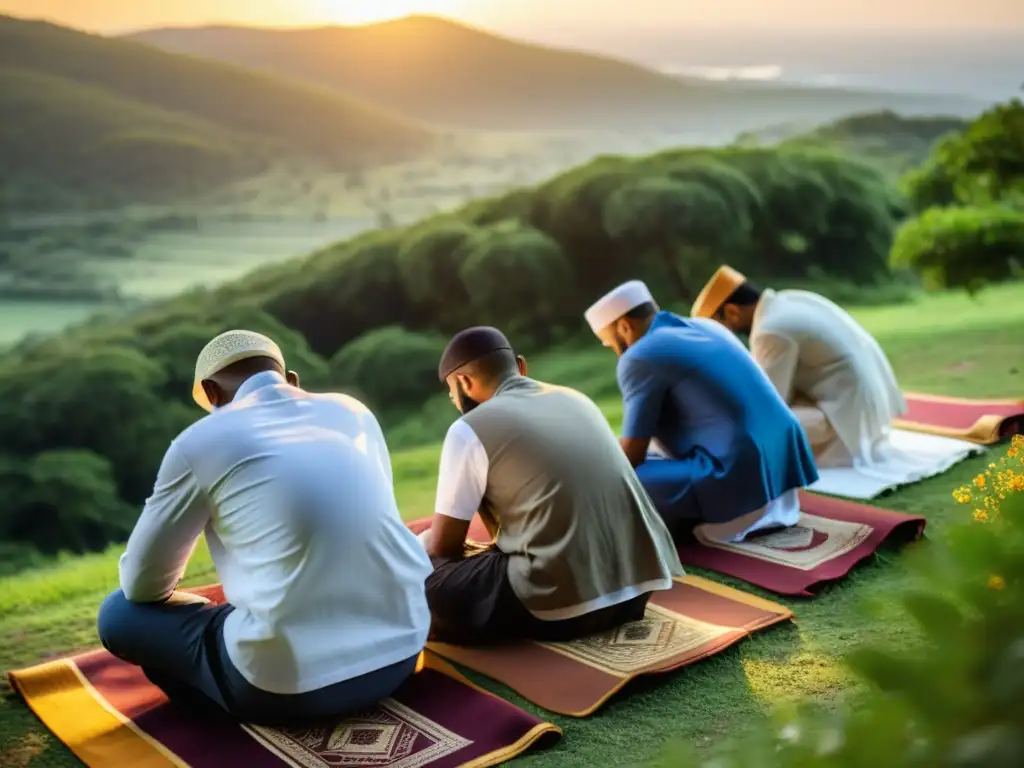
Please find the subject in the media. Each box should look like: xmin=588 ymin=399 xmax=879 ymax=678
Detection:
xmin=749 ymin=289 xmax=982 ymax=499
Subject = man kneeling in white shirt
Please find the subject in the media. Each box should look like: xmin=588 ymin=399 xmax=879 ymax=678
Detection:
xmin=97 ymin=330 xmax=432 ymax=726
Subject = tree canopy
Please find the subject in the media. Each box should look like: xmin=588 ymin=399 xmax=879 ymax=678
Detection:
xmin=892 ymin=98 xmax=1024 ymax=291
xmin=0 ymin=138 xmax=912 ymax=560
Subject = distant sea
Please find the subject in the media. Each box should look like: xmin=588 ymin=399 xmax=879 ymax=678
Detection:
xmin=506 ymin=26 xmax=1024 ymax=101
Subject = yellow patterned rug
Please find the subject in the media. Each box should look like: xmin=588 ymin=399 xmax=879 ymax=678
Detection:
xmin=9 ymin=607 xmax=560 ymax=768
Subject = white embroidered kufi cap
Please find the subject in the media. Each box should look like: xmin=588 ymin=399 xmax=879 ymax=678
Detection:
xmin=192 ymin=329 xmax=285 ymax=411
xmin=583 ymin=280 xmax=656 ymax=335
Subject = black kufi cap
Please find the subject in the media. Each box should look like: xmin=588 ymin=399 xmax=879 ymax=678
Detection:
xmin=438 ymin=326 xmax=513 ymax=382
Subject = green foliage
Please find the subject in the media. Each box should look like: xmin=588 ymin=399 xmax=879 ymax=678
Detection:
xmin=397 ymin=217 xmax=476 ymax=330
xmin=224 ymin=142 xmax=897 ymax=356
xmin=263 ymin=229 xmax=420 ymax=356
xmin=764 ymin=110 xmax=971 ymax=177
xmin=902 ymin=155 xmax=960 ymax=210
xmin=0 ymin=138 xmax=902 ymax=561
xmin=656 ymin=439 xmax=1024 ymax=768
xmin=0 ymin=450 xmax=135 ymax=555
xmin=330 ymin=326 xmax=446 ymax=411
xmin=892 ymin=98 xmax=1024 ymax=291
xmin=603 ymin=176 xmax=735 ymax=299
xmin=890 ymin=206 xmax=1024 ymax=291
xmin=901 ymin=99 xmax=1024 ymax=211
xmin=457 ymin=220 xmax=571 ymax=340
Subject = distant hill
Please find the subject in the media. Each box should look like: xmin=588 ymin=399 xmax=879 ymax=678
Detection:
xmin=0 ymin=15 xmax=430 ymax=210
xmin=736 ymin=110 xmax=970 ymax=174
xmin=126 ymin=15 xmax=986 ymax=133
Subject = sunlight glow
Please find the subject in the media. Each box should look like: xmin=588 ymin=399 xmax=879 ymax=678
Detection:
xmin=310 ymin=0 xmax=468 ymax=25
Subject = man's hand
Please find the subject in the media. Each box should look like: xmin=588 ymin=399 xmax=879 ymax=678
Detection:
xmin=620 ymin=436 xmax=652 ymax=468
xmin=424 ymin=514 xmax=471 ymax=560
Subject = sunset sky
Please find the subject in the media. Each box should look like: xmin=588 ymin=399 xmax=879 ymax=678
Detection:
xmin=1 ymin=0 xmax=1021 ymax=33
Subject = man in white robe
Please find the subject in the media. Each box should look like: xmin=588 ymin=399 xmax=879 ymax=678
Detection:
xmin=690 ymin=266 xmax=981 ymax=497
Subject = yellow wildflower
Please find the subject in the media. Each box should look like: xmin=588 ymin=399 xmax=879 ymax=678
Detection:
xmin=988 ymin=575 xmax=1006 ymax=591
xmin=952 ymin=438 xmax=1022 ymax=520
xmin=952 ymin=486 xmax=973 ymax=504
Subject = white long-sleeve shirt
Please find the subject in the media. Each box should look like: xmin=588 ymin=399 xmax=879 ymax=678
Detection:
xmin=119 ymin=371 xmax=432 ymax=695
xmin=749 ymin=289 xmax=908 ymax=461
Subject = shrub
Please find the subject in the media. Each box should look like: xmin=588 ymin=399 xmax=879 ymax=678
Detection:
xmin=655 ymin=435 xmax=1024 ymax=767
xmin=890 ymin=205 xmax=1024 ymax=291
xmin=330 ymin=326 xmax=447 ymax=411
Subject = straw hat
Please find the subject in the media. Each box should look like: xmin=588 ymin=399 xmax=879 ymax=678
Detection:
xmin=690 ymin=266 xmax=746 ymax=319
xmin=584 ymin=280 xmax=656 ymax=334
xmin=192 ymin=330 xmax=285 ymax=411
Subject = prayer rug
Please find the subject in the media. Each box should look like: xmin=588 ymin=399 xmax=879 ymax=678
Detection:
xmin=8 ymin=593 xmax=560 ymax=768
xmin=897 ymin=392 xmax=1024 ymax=444
xmin=677 ymin=491 xmax=925 ymax=597
xmin=807 ymin=428 xmax=984 ymax=500
xmin=425 ymin=576 xmax=792 ymax=717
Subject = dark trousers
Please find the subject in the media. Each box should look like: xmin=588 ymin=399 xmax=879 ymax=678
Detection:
xmin=424 ymin=547 xmax=650 ymax=646
xmin=96 ymin=590 xmax=419 ymax=727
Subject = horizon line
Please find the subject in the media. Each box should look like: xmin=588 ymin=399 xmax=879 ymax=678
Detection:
xmin=4 ymin=11 xmax=1020 ymax=39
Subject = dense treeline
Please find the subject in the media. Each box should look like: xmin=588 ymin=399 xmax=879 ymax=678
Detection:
xmin=738 ymin=109 xmax=970 ymax=175
xmin=892 ymin=98 xmax=1024 ymax=290
xmin=0 ymin=142 xmax=898 ymax=562
xmin=2 ymin=100 xmax=1020 ymax=564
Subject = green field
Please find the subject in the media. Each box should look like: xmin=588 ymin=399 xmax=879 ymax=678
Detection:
xmin=1 ymin=284 xmax=1022 ymax=767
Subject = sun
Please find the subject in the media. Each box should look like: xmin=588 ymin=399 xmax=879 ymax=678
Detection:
xmin=311 ymin=0 xmax=467 ymax=25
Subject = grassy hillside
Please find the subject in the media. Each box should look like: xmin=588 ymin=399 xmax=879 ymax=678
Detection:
xmin=0 ymin=286 xmax=1020 ymax=766
xmin=0 ymin=67 xmax=255 ymax=210
xmin=0 ymin=14 xmax=430 ymax=210
xmin=736 ymin=110 xmax=970 ymax=175
xmin=125 ymin=15 xmax=984 ymax=133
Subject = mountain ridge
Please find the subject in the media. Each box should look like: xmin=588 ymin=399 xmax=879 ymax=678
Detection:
xmin=0 ymin=14 xmax=431 ymax=209
xmin=125 ymin=14 xmax=987 ymax=133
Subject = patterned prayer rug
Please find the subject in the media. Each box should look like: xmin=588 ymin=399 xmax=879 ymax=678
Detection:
xmin=896 ymin=392 xmax=1024 ymax=444
xmin=8 ymin=596 xmax=560 ymax=768
xmin=426 ymin=576 xmax=792 ymax=717
xmin=676 ymin=491 xmax=926 ymax=596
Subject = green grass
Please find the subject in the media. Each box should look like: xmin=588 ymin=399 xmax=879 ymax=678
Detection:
xmin=1 ymin=284 xmax=1022 ymax=766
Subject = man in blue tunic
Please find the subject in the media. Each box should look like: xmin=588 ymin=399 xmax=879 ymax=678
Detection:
xmin=583 ymin=280 xmax=819 ymax=544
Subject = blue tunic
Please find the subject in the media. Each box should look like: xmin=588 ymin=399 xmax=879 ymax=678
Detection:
xmin=617 ymin=311 xmax=818 ymax=526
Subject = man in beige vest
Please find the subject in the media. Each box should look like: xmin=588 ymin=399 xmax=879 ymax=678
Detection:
xmin=420 ymin=327 xmax=683 ymax=645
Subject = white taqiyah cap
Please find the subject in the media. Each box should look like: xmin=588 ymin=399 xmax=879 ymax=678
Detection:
xmin=584 ymin=280 xmax=656 ymax=334
xmin=192 ymin=329 xmax=285 ymax=412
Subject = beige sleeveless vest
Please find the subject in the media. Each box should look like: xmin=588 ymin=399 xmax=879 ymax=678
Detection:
xmin=462 ymin=376 xmax=683 ymax=617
